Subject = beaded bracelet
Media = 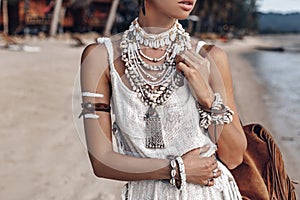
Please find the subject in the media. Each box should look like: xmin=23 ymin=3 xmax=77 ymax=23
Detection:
xmin=175 ymin=157 xmax=186 ymax=190
xmin=196 ymin=93 xmax=234 ymax=129
xmin=169 ymin=159 xmax=177 ymax=187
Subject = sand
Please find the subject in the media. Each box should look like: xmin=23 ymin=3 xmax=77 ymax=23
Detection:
xmin=0 ymin=34 xmax=298 ymax=199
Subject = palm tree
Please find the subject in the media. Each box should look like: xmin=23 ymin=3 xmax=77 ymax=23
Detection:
xmin=2 ymin=0 xmax=8 ymax=34
xmin=50 ymin=0 xmax=63 ymax=36
xmin=104 ymin=0 xmax=119 ymax=36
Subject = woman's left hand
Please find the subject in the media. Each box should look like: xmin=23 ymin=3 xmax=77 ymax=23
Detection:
xmin=176 ymin=51 xmax=214 ymax=108
xmin=176 ymin=47 xmax=247 ymax=169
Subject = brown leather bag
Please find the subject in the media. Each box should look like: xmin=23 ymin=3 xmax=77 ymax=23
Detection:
xmin=230 ymin=124 xmax=297 ymax=200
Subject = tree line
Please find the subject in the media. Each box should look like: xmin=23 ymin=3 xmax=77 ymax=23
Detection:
xmin=114 ymin=0 xmax=258 ymax=36
xmin=1 ymin=0 xmax=258 ymax=36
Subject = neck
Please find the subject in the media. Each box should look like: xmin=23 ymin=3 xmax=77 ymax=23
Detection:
xmin=138 ymin=9 xmax=176 ymax=31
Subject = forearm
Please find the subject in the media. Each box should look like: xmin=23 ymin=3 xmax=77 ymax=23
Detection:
xmin=89 ymin=150 xmax=170 ymax=181
xmin=215 ymin=123 xmax=247 ymax=169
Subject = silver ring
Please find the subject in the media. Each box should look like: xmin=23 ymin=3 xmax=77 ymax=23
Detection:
xmin=205 ymin=179 xmax=210 ymax=186
xmin=213 ymin=171 xmax=217 ymax=178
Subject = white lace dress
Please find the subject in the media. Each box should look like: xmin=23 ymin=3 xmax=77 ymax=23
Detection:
xmin=98 ymin=37 xmax=242 ymax=200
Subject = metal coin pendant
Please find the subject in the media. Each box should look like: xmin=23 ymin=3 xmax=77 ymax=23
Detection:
xmin=174 ymin=71 xmax=185 ymax=87
xmin=144 ymin=106 xmax=165 ymax=149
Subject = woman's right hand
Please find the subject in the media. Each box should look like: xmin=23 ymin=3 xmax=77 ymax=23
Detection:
xmin=182 ymin=146 xmax=221 ymax=186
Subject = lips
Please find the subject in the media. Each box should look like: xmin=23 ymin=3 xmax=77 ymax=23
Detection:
xmin=179 ymin=0 xmax=193 ymax=5
xmin=178 ymin=0 xmax=194 ymax=11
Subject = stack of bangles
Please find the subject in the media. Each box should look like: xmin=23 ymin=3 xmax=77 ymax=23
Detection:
xmin=169 ymin=156 xmax=219 ymax=189
xmin=196 ymin=93 xmax=234 ymax=129
xmin=169 ymin=157 xmax=186 ymax=190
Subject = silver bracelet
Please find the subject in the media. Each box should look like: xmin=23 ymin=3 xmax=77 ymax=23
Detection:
xmin=175 ymin=157 xmax=186 ymax=190
xmin=197 ymin=93 xmax=234 ymax=129
xmin=169 ymin=159 xmax=177 ymax=187
xmin=211 ymin=105 xmax=234 ymax=125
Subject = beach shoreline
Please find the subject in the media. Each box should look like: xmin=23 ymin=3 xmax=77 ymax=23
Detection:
xmin=0 ymin=35 xmax=298 ymax=199
xmin=220 ymin=36 xmax=299 ymax=197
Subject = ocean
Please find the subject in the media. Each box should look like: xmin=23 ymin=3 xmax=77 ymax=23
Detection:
xmin=243 ymin=34 xmax=300 ymax=153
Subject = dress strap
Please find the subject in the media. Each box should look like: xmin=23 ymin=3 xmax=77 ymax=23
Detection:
xmin=196 ymin=41 xmax=207 ymax=54
xmin=97 ymin=37 xmax=115 ymax=71
xmin=196 ymin=40 xmax=212 ymax=74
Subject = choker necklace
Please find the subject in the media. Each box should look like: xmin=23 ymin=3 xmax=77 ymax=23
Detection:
xmin=120 ymin=18 xmax=191 ymax=149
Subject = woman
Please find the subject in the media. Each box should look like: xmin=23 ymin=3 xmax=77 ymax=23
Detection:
xmin=79 ymin=0 xmax=247 ymax=199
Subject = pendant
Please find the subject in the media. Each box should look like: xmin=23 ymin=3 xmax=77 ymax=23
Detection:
xmin=144 ymin=106 xmax=165 ymax=149
xmin=174 ymin=71 xmax=185 ymax=87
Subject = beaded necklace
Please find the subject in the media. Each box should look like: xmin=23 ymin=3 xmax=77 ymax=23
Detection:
xmin=120 ymin=18 xmax=191 ymax=148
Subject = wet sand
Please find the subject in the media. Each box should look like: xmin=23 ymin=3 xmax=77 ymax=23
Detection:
xmin=0 ymin=35 xmax=298 ymax=199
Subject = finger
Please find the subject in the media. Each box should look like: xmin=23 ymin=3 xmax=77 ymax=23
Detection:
xmin=185 ymin=147 xmax=201 ymax=156
xmin=208 ymin=178 xmax=214 ymax=186
xmin=210 ymin=156 xmax=217 ymax=166
xmin=185 ymin=50 xmax=210 ymax=75
xmin=176 ymin=59 xmax=200 ymax=80
xmin=177 ymin=54 xmax=210 ymax=84
xmin=206 ymin=157 xmax=218 ymax=171
xmin=198 ymin=156 xmax=216 ymax=168
xmin=176 ymin=53 xmax=196 ymax=69
xmin=212 ymin=169 xmax=222 ymax=178
xmin=204 ymin=178 xmax=214 ymax=187
xmin=203 ymin=179 xmax=210 ymax=187
xmin=182 ymin=50 xmax=207 ymax=68
xmin=182 ymin=55 xmax=195 ymax=69
xmin=216 ymin=169 xmax=222 ymax=178
xmin=211 ymin=154 xmax=217 ymax=163
xmin=175 ymin=54 xmax=185 ymax=63
xmin=211 ymin=154 xmax=217 ymax=159
xmin=176 ymin=60 xmax=190 ymax=76
xmin=199 ymin=144 xmax=210 ymax=154
xmin=185 ymin=50 xmax=202 ymax=63
xmin=212 ymin=160 xmax=218 ymax=167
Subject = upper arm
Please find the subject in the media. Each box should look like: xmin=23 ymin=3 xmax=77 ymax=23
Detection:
xmin=81 ymin=43 xmax=110 ymax=102
xmin=80 ymin=43 xmax=114 ymax=159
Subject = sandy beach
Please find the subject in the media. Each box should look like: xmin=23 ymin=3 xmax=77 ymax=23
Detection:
xmin=0 ymin=34 xmax=298 ymax=199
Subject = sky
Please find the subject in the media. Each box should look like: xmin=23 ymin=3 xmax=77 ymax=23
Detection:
xmin=258 ymin=0 xmax=300 ymax=13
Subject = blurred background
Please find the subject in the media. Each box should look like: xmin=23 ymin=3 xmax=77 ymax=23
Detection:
xmin=1 ymin=0 xmax=300 ymax=37
xmin=0 ymin=0 xmax=299 ymax=199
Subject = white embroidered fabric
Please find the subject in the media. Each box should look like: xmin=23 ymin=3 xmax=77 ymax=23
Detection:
xmin=98 ymin=37 xmax=242 ymax=200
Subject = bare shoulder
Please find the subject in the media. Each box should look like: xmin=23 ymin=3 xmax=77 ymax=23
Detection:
xmin=190 ymin=37 xmax=227 ymax=62
xmin=81 ymin=42 xmax=107 ymax=64
xmin=207 ymin=45 xmax=231 ymax=75
xmin=80 ymin=41 xmax=111 ymax=86
xmin=208 ymin=46 xmax=228 ymax=63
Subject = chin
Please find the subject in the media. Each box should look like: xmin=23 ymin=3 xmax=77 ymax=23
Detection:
xmin=173 ymin=13 xmax=191 ymax=20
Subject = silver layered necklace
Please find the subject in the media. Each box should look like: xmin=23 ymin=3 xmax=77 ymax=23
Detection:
xmin=120 ymin=18 xmax=191 ymax=149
